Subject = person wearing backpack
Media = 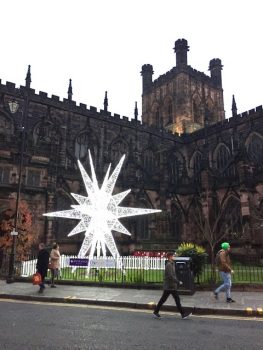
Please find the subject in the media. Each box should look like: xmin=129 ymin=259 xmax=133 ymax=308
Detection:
xmin=214 ymin=242 xmax=235 ymax=303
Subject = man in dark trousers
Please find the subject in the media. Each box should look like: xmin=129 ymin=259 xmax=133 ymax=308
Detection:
xmin=36 ymin=243 xmax=50 ymax=293
xmin=153 ymin=252 xmax=192 ymax=319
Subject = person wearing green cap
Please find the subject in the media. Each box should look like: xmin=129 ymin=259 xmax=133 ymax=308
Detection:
xmin=214 ymin=242 xmax=235 ymax=303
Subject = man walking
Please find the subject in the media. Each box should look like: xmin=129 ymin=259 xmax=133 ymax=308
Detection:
xmin=153 ymin=252 xmax=192 ymax=319
xmin=214 ymin=242 xmax=235 ymax=303
xmin=36 ymin=243 xmax=50 ymax=293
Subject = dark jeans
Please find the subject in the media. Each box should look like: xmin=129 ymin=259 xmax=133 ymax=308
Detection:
xmin=38 ymin=271 xmax=46 ymax=289
xmin=155 ymin=290 xmax=184 ymax=315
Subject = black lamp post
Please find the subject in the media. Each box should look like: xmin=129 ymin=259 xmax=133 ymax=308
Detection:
xmin=6 ymin=95 xmax=28 ymax=283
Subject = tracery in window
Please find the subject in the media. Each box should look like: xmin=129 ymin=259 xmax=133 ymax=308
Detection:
xmin=192 ymin=95 xmax=202 ymax=124
xmin=215 ymin=144 xmax=233 ymax=177
xmin=169 ymin=153 xmax=183 ymax=185
xmin=136 ymin=201 xmax=150 ymax=240
xmin=156 ymin=107 xmax=162 ymax=128
xmin=204 ymin=98 xmax=214 ymax=124
xmin=168 ymin=102 xmax=173 ymax=124
xmin=170 ymin=203 xmax=182 ymax=241
xmin=143 ymin=148 xmax=155 ymax=174
xmin=111 ymin=140 xmax=128 ymax=164
xmin=75 ymin=132 xmax=99 ymax=168
xmin=247 ymin=133 xmax=263 ymax=167
xmin=219 ymin=196 xmax=242 ymax=239
xmin=191 ymin=151 xmax=202 ymax=183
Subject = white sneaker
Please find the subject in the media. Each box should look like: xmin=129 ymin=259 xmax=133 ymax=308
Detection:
xmin=182 ymin=311 xmax=192 ymax=319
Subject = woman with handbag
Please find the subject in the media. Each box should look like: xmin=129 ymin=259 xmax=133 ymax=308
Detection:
xmin=49 ymin=243 xmax=60 ymax=288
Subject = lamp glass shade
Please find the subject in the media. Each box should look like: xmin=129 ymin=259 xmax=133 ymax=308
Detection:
xmin=8 ymin=100 xmax=19 ymax=114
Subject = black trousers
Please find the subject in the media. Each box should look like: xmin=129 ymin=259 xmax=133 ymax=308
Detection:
xmin=155 ymin=290 xmax=184 ymax=315
xmin=38 ymin=271 xmax=46 ymax=289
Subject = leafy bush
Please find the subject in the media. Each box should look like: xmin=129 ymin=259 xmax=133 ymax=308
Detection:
xmin=176 ymin=242 xmax=208 ymax=279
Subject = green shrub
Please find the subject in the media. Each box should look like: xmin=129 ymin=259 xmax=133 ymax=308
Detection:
xmin=176 ymin=242 xmax=208 ymax=279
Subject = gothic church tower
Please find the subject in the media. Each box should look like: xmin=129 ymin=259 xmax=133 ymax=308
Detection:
xmin=141 ymin=39 xmax=225 ymax=134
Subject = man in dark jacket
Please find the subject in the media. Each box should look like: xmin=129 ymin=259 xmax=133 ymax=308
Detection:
xmin=36 ymin=243 xmax=50 ymax=293
xmin=153 ymin=252 xmax=192 ymax=319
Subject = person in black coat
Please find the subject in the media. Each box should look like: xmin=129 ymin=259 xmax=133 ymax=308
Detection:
xmin=36 ymin=243 xmax=50 ymax=293
xmin=153 ymin=252 xmax=192 ymax=319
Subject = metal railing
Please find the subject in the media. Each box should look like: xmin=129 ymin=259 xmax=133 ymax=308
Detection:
xmin=1 ymin=253 xmax=262 ymax=285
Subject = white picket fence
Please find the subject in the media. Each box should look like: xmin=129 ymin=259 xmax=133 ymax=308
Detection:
xmin=21 ymin=255 xmax=166 ymax=277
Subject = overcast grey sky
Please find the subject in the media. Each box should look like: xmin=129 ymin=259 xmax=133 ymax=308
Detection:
xmin=0 ymin=0 xmax=262 ymax=120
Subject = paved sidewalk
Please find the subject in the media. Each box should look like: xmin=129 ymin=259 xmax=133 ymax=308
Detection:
xmin=0 ymin=280 xmax=262 ymax=317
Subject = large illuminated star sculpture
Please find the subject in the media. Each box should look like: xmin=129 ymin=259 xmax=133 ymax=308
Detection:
xmin=43 ymin=151 xmax=161 ymax=263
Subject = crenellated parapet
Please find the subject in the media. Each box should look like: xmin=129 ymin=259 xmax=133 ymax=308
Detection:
xmin=185 ymin=105 xmax=263 ymax=142
xmin=151 ymin=65 xmax=215 ymax=89
xmin=0 ymin=78 xmax=184 ymax=144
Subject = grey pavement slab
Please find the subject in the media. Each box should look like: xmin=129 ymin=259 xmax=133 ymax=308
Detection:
xmin=0 ymin=280 xmax=262 ymax=317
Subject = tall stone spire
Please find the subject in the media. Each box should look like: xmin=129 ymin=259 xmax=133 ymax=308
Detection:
xmin=232 ymin=95 xmax=237 ymax=117
xmin=67 ymin=79 xmax=73 ymax=101
xmin=25 ymin=65 xmax=31 ymax=88
xmin=104 ymin=91 xmax=108 ymax=111
xmin=134 ymin=101 xmax=138 ymax=121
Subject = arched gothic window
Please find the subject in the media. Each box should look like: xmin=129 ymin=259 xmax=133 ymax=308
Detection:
xmin=193 ymin=98 xmax=202 ymax=124
xmin=75 ymin=133 xmax=89 ymax=159
xmin=219 ymin=197 xmax=242 ymax=239
xmin=205 ymin=98 xmax=214 ymax=124
xmin=216 ymin=145 xmax=233 ymax=177
xmin=192 ymin=152 xmax=202 ymax=183
xmin=170 ymin=203 xmax=182 ymax=241
xmin=168 ymin=102 xmax=173 ymax=124
xmin=247 ymin=134 xmax=263 ymax=167
xmin=156 ymin=107 xmax=162 ymax=128
xmin=136 ymin=202 xmax=150 ymax=240
xmin=111 ymin=140 xmax=128 ymax=164
xmin=34 ymin=121 xmax=53 ymax=143
xmin=75 ymin=133 xmax=98 ymax=168
xmin=170 ymin=155 xmax=182 ymax=185
xmin=143 ymin=149 xmax=155 ymax=174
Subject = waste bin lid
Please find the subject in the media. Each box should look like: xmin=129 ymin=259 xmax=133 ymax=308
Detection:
xmin=175 ymin=257 xmax=192 ymax=262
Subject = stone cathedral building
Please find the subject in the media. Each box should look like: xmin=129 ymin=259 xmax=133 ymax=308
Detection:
xmin=0 ymin=39 xmax=263 ymax=258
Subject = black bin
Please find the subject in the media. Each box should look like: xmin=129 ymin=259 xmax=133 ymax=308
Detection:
xmin=175 ymin=257 xmax=195 ymax=295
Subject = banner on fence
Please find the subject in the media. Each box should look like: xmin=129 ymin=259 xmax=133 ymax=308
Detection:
xmin=69 ymin=258 xmax=116 ymax=268
xmin=69 ymin=258 xmax=89 ymax=267
xmin=89 ymin=259 xmax=116 ymax=268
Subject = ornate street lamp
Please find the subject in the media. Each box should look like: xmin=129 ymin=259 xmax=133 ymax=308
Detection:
xmin=8 ymin=100 xmax=19 ymax=114
xmin=6 ymin=98 xmax=26 ymax=283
